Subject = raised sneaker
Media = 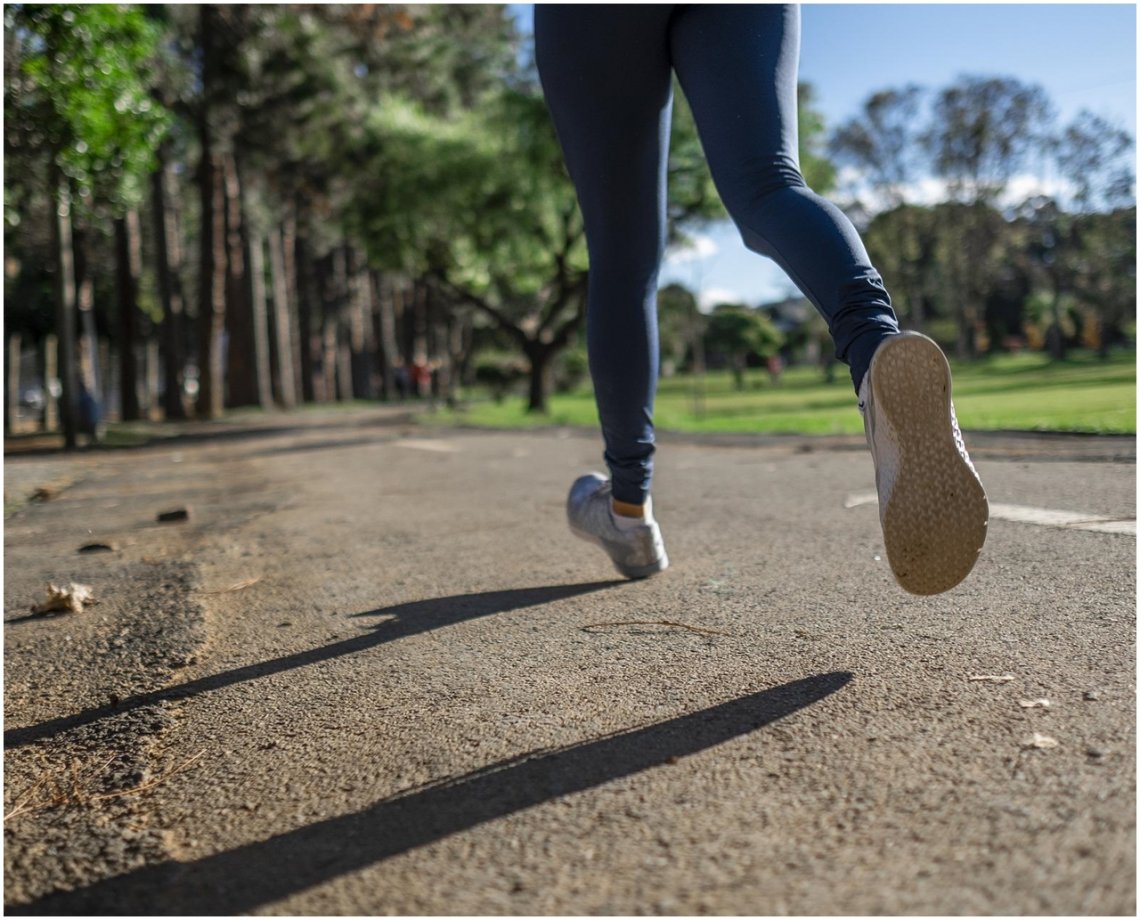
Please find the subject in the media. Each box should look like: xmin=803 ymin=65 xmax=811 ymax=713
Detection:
xmin=859 ymin=332 xmax=989 ymax=595
xmin=566 ymin=473 xmax=668 ymax=579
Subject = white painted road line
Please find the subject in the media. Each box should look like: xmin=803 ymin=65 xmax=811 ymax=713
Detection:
xmin=844 ymin=492 xmax=1136 ymax=536
xmin=395 ymin=439 xmax=459 ymax=453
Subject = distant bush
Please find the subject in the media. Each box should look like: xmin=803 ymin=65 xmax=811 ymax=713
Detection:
xmin=474 ymin=355 xmax=528 ymax=403
xmin=554 ymin=347 xmax=589 ymax=393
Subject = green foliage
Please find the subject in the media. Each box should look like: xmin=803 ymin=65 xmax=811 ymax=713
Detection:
xmin=473 ymin=353 xmax=527 ymax=403
xmin=703 ymin=303 xmax=784 ymax=390
xmin=657 ymin=283 xmax=702 ymax=369
xmin=5 ymin=4 xmax=169 ymax=211
xmin=666 ymin=84 xmax=725 ymax=233
xmin=348 ymin=85 xmax=587 ymax=344
xmin=553 ymin=346 xmax=589 ymax=393
xmin=797 ymin=83 xmax=836 ymax=194
xmin=704 ymin=304 xmax=783 ymax=358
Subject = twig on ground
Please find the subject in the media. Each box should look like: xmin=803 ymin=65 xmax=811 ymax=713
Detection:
xmin=88 ymin=750 xmax=206 ymax=802
xmin=4 ymin=750 xmax=205 ymax=821
xmin=198 ymin=577 xmax=262 ymax=595
xmin=581 ymin=620 xmax=729 ymax=637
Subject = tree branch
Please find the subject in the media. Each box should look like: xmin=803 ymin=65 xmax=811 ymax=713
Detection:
xmin=430 ymin=272 xmax=529 ymax=349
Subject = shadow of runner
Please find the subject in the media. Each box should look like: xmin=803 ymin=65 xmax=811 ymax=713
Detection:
xmin=5 ymin=582 xmax=622 ymax=750
xmin=10 ymin=672 xmax=853 ymax=915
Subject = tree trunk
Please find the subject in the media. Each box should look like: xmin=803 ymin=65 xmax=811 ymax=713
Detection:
xmin=347 ymin=248 xmax=374 ymax=400
xmin=247 ymin=222 xmax=274 ymax=408
xmin=295 ymin=232 xmax=318 ymax=403
xmin=314 ymin=254 xmax=335 ymax=402
xmin=42 ymin=335 xmax=59 ymax=433
xmin=98 ymin=339 xmax=112 ymax=420
xmin=152 ymin=141 xmax=187 ymax=419
xmin=441 ymin=313 xmax=472 ymax=406
xmin=1047 ymin=284 xmax=1067 ymax=361
xmin=50 ymin=168 xmax=78 ymax=448
xmin=525 ymin=343 xmax=552 ymax=413
xmin=330 ymin=246 xmax=352 ymax=401
xmin=372 ymin=272 xmax=399 ymax=401
xmin=114 ymin=210 xmax=143 ymax=422
xmin=6 ymin=332 xmax=20 ymax=434
xmin=145 ymin=339 xmax=161 ymax=420
xmin=223 ymin=154 xmax=258 ymax=408
xmin=196 ymin=7 xmax=226 ymax=419
xmin=268 ymin=222 xmax=297 ymax=408
xmin=196 ymin=150 xmax=227 ymax=419
xmin=73 ymin=223 xmax=99 ymax=400
xmin=412 ymin=281 xmax=429 ymax=373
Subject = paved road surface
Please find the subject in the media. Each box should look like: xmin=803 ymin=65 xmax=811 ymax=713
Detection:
xmin=4 ymin=409 xmax=1135 ymax=914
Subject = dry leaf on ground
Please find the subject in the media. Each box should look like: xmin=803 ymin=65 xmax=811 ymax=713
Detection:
xmin=30 ymin=583 xmax=95 ymax=616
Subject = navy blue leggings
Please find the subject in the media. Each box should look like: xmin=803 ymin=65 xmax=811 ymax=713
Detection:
xmin=535 ymin=4 xmax=899 ymax=505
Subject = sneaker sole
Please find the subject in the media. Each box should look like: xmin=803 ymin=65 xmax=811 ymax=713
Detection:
xmin=870 ymin=334 xmax=988 ymax=595
xmin=568 ymin=524 xmax=669 ymax=580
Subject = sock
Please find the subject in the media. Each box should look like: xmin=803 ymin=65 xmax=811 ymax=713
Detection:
xmin=612 ymin=496 xmax=653 ymax=531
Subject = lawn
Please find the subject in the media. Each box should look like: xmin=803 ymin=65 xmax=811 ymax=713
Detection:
xmin=425 ymin=349 xmax=1137 ymax=436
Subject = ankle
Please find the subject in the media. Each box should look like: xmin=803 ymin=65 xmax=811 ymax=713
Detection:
xmin=612 ymin=497 xmax=653 ymax=532
xmin=612 ymin=498 xmax=646 ymax=519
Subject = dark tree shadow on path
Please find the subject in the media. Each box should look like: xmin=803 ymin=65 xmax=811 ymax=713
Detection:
xmin=10 ymin=671 xmax=853 ymax=915
xmin=5 ymin=581 xmax=622 ymax=749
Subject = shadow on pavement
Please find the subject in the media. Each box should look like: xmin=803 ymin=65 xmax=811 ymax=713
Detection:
xmin=3 ymin=409 xmax=416 ymax=458
xmin=10 ymin=671 xmax=853 ymax=915
xmin=4 ymin=581 xmax=622 ymax=750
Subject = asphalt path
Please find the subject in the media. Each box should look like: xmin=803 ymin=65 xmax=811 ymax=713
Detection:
xmin=4 ymin=408 xmax=1135 ymax=914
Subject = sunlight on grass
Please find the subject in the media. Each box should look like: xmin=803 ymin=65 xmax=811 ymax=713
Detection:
xmin=426 ymin=350 xmax=1136 ymax=436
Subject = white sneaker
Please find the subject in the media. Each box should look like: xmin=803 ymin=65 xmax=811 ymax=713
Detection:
xmin=859 ymin=332 xmax=989 ymax=595
xmin=567 ymin=473 xmax=668 ymax=579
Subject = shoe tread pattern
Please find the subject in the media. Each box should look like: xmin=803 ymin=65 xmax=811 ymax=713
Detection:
xmin=873 ymin=335 xmax=989 ymax=595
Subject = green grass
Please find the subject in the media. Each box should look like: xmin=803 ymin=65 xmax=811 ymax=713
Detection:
xmin=425 ymin=349 xmax=1137 ymax=436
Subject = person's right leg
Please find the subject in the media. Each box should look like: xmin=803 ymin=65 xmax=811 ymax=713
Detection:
xmin=536 ymin=5 xmax=674 ymax=577
xmin=535 ymin=4 xmax=674 ymax=509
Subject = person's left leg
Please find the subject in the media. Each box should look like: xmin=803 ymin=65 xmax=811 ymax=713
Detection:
xmin=669 ymin=5 xmax=986 ymax=593
xmin=668 ymin=3 xmax=899 ymax=392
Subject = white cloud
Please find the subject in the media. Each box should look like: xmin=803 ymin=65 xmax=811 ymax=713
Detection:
xmin=837 ymin=171 xmax=1080 ymax=215
xmin=697 ymin=287 xmax=743 ymax=311
xmin=665 ymin=234 xmax=719 ymax=265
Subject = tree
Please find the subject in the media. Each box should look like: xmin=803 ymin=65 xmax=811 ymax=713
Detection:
xmin=703 ymin=304 xmax=783 ymax=391
xmin=831 ymin=86 xmax=926 ymax=207
xmin=860 ymin=203 xmax=944 ymax=331
xmin=831 ymin=86 xmax=930 ymax=327
xmin=5 ymin=4 xmax=169 ymax=444
xmin=657 ymin=283 xmax=702 ymax=375
xmin=922 ymin=76 xmax=1053 ymax=358
xmin=1051 ymin=113 xmax=1135 ymax=354
xmin=1053 ymin=110 xmax=1135 ymax=214
xmin=1069 ymin=207 xmax=1137 ymax=355
xmin=797 ymin=82 xmax=839 ymax=195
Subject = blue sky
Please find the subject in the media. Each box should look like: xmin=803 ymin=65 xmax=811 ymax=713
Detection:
xmin=509 ymin=3 xmax=1137 ymax=307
